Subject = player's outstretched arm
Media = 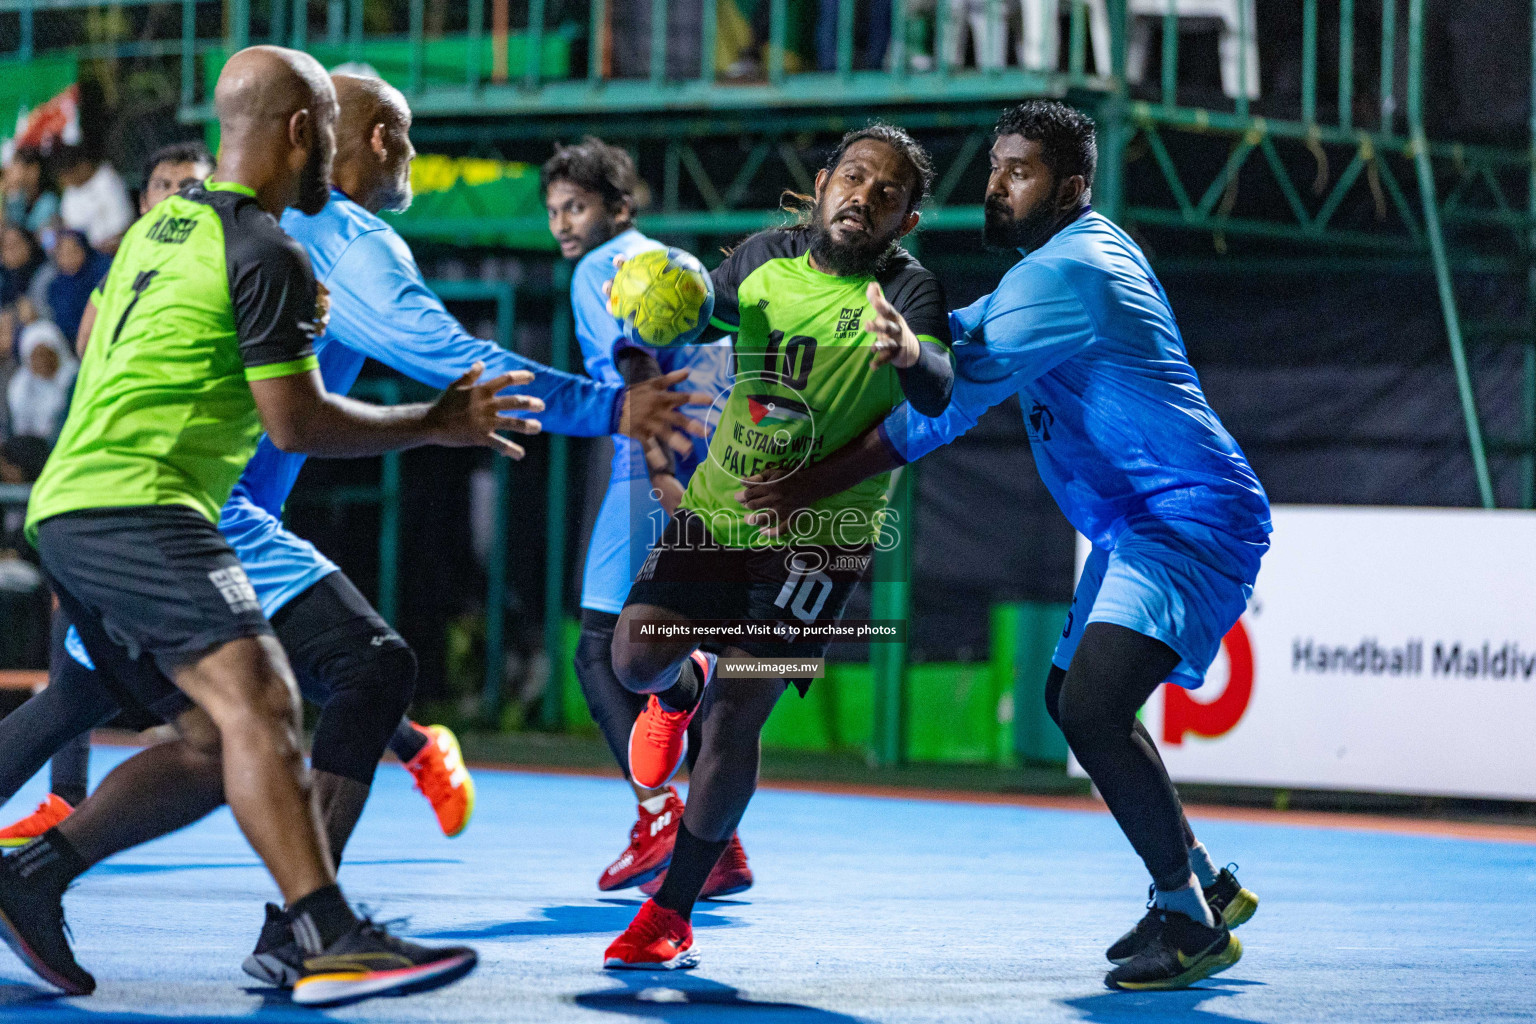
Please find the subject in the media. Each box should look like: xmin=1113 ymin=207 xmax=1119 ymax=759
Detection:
xmin=736 ymin=426 xmax=902 ymax=539
xmin=251 ymin=362 xmax=544 ymax=459
xmin=865 ymin=282 xmax=953 ymax=417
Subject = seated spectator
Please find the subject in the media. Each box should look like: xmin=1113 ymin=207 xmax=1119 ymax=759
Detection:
xmin=6 ymin=298 xmax=77 ymax=442
xmin=55 ymin=147 xmax=133 ymax=254
xmin=36 ymin=229 xmax=108 ymax=344
xmin=1 ymin=147 xmax=60 ymax=236
xmin=0 ymin=224 xmax=45 ymax=315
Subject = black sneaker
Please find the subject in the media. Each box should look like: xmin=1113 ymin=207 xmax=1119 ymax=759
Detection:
xmin=1107 ymin=865 xmax=1259 ymax=965
xmin=291 ymin=918 xmax=477 ymax=1006
xmin=1205 ymin=864 xmax=1259 ymax=929
xmin=0 ymin=857 xmax=94 ymax=995
xmin=241 ymin=903 xmax=304 ymax=987
xmin=1105 ymin=909 xmax=1241 ymax=991
xmin=1105 ymin=888 xmax=1160 ymax=965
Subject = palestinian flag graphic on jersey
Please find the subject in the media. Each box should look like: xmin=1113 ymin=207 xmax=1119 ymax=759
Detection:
xmin=746 ymin=394 xmax=812 ymax=427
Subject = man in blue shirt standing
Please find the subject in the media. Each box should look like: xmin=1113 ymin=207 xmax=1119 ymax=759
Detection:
xmin=0 ymin=73 xmax=705 ymax=988
xmin=739 ymin=102 xmax=1267 ymax=991
xmin=541 ymin=138 xmax=750 ymax=900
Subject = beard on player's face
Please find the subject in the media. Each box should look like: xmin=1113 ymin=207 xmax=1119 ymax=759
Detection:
xmin=376 ymin=157 xmax=413 ymax=213
xmin=807 ymin=192 xmax=901 ymax=277
xmin=373 ymin=124 xmax=415 ymax=214
xmin=984 ymin=185 xmax=1063 ymax=252
xmin=296 ymin=133 xmax=334 ymax=216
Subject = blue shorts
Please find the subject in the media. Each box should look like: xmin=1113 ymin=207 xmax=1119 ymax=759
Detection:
xmin=217 ymin=495 xmax=340 ymax=619
xmin=1053 ymin=519 xmax=1268 ymax=690
xmin=581 ymin=471 xmax=669 ymax=615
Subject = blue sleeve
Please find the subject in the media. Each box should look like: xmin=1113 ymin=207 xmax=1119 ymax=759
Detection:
xmin=877 ymin=340 xmax=994 ymax=463
xmin=325 ymin=229 xmax=623 ymax=436
xmin=876 ymin=266 xmax=1095 ymax=463
xmin=955 ymin=260 xmax=1096 ymax=409
xmin=571 ymin=255 xmax=632 ymax=380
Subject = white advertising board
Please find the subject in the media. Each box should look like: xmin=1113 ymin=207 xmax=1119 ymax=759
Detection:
xmin=1071 ymin=505 xmax=1536 ymax=800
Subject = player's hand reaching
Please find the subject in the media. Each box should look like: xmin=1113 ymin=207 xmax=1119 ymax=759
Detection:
xmin=736 ymin=465 xmax=839 ymax=539
xmin=426 ymin=362 xmax=546 ymax=458
xmin=620 ymin=369 xmax=712 ymax=455
xmin=865 ymin=281 xmax=920 ymax=370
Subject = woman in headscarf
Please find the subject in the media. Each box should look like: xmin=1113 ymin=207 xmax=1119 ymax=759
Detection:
xmin=7 ymin=297 xmax=78 ymax=441
xmin=40 ymin=228 xmax=110 ymax=344
xmin=0 ymin=223 xmax=45 ymax=310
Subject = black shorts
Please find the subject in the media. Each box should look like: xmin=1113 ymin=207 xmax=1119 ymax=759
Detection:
xmin=624 ymin=507 xmax=872 ymax=672
xmin=36 ymin=506 xmax=273 ymax=709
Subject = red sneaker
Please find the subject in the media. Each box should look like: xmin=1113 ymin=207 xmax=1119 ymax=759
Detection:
xmin=0 ymin=795 xmax=74 ymax=849
xmin=597 ymin=788 xmax=683 ymax=891
xmin=603 ymin=899 xmax=697 ymax=970
xmin=639 ymin=832 xmax=753 ymax=899
xmin=627 ymin=651 xmax=713 ymax=789
xmin=403 ymin=724 xmax=475 ymax=838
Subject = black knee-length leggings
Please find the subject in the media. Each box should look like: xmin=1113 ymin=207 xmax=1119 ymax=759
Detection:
xmin=1045 ymin=621 xmax=1198 ymax=891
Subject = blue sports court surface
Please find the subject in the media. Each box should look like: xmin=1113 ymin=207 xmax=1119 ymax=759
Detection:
xmin=0 ymin=747 xmax=1530 ymax=1023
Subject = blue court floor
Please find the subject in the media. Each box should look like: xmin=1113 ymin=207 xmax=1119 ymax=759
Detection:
xmin=0 ymin=747 xmax=1531 ymax=1023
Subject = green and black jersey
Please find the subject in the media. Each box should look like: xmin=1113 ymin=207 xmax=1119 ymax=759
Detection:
xmin=684 ymin=228 xmax=951 ymax=548
xmin=26 ymin=181 xmax=321 ymax=537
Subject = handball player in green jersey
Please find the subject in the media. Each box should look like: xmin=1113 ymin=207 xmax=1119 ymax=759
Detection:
xmin=602 ymin=125 xmax=954 ymax=969
xmin=0 ymin=46 xmax=541 ymax=1005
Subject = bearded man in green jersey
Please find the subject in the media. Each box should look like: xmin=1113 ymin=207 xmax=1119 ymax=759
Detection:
xmin=0 ymin=46 xmax=539 ymax=1004
xmin=603 ymin=124 xmax=954 ymax=969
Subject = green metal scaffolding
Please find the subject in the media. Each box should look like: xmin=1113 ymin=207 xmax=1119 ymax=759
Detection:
xmin=8 ymin=0 xmax=1535 ymax=759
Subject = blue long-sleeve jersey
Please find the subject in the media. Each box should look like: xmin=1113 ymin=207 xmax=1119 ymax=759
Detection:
xmin=219 ymin=190 xmax=624 ymax=615
xmin=572 ymin=228 xmax=731 ymax=612
xmin=65 ymin=191 xmax=627 ymax=666
xmin=228 ymin=190 xmax=622 ymax=518
xmin=880 ymin=210 xmax=1270 ymax=550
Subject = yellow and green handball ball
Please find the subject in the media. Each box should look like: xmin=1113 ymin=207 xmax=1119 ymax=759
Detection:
xmin=607 ymin=246 xmax=715 ymax=348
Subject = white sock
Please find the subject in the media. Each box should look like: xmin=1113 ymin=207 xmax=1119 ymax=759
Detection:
xmin=639 ymin=794 xmax=670 ymax=815
xmin=1154 ymin=875 xmax=1215 ymax=927
xmin=1188 ymin=841 xmax=1220 ymax=889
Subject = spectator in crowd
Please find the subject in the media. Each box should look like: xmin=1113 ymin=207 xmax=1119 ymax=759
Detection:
xmin=0 ymin=224 xmax=45 ymax=314
xmin=815 ymin=0 xmax=892 ymax=71
xmin=35 ymin=229 xmax=108 ymax=344
xmin=6 ymin=296 xmax=76 ymax=442
xmin=0 ymin=435 xmax=50 ymax=485
xmin=1 ymin=148 xmax=60 ymax=236
xmin=54 ymin=146 xmax=133 ymax=254
xmin=138 ymin=141 xmax=213 ymax=215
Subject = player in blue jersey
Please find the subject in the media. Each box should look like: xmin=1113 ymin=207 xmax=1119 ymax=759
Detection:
xmin=540 ymin=139 xmax=752 ymax=899
xmin=737 ymin=102 xmax=1265 ymax=990
xmin=0 ymin=74 xmax=705 ymax=986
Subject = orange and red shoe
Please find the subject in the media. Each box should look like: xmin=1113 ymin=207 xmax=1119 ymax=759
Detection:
xmin=0 ymin=795 xmax=74 ymax=849
xmin=598 ymin=788 xmax=683 ymax=891
xmin=403 ymin=723 xmax=475 ymax=838
xmin=639 ymin=832 xmax=753 ymax=899
xmin=603 ymin=899 xmax=697 ymax=970
xmin=627 ymin=651 xmax=714 ymax=789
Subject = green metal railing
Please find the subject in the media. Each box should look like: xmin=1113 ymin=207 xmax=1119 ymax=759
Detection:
xmin=8 ymin=0 xmax=1536 ymax=757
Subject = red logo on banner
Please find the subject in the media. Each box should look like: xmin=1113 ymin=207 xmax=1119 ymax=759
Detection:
xmin=1163 ymin=619 xmax=1254 ymax=745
